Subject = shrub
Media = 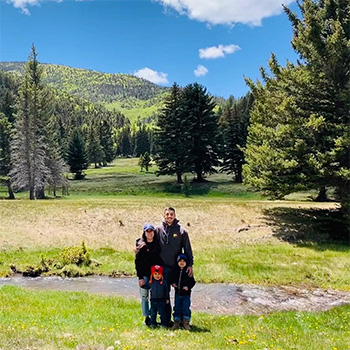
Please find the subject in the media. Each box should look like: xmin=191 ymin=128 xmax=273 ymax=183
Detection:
xmin=60 ymin=241 xmax=91 ymax=266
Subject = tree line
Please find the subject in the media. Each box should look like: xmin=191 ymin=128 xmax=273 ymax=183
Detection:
xmin=0 ymin=0 xmax=348 ymax=226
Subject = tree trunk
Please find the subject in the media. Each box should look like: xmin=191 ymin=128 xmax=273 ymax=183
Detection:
xmin=36 ymin=187 xmax=45 ymax=199
xmin=29 ymin=187 xmax=35 ymax=200
xmin=176 ymin=172 xmax=183 ymax=184
xmin=7 ymin=181 xmax=15 ymax=200
xmin=315 ymin=185 xmax=328 ymax=202
xmin=235 ymin=170 xmax=243 ymax=183
xmin=195 ymin=172 xmax=204 ymax=182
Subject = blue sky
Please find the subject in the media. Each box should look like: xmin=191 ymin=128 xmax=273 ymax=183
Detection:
xmin=0 ymin=0 xmax=299 ymax=98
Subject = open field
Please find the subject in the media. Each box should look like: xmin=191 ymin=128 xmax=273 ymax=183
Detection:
xmin=0 ymin=158 xmax=349 ymax=287
xmin=0 ymin=196 xmax=348 ymax=289
xmin=0 ymin=286 xmax=349 ymax=350
xmin=0 ymin=157 xmax=349 ymax=349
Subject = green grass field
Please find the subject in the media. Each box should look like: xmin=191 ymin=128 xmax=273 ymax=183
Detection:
xmin=0 ymin=157 xmax=349 ymax=349
xmin=0 ymin=286 xmax=349 ymax=350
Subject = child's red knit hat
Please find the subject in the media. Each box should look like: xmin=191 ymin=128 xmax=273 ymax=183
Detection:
xmin=150 ymin=265 xmax=164 ymax=284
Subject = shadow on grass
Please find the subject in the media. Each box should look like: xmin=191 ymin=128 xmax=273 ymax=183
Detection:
xmin=263 ymin=206 xmax=350 ymax=249
xmin=189 ymin=324 xmax=211 ymax=333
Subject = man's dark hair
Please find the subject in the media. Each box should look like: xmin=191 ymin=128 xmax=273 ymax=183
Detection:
xmin=164 ymin=207 xmax=176 ymax=213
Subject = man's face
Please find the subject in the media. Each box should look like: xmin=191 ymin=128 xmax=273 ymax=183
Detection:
xmin=153 ymin=271 xmax=162 ymax=280
xmin=164 ymin=209 xmax=175 ymax=226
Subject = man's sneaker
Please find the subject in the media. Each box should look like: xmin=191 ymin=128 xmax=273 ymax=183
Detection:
xmin=183 ymin=319 xmax=191 ymax=330
xmin=171 ymin=321 xmax=180 ymax=330
xmin=144 ymin=316 xmax=150 ymax=326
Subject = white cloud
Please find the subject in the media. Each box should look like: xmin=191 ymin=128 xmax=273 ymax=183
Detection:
xmin=194 ymin=65 xmax=208 ymax=77
xmin=155 ymin=0 xmax=295 ymax=26
xmin=134 ymin=67 xmax=169 ymax=85
xmin=199 ymin=44 xmax=240 ymax=59
xmin=7 ymin=0 xmax=61 ymax=15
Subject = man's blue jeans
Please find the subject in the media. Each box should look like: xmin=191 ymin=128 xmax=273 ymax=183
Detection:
xmin=173 ymin=294 xmax=191 ymax=321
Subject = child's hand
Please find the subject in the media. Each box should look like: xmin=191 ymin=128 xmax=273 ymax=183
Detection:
xmin=183 ymin=286 xmax=189 ymax=291
xmin=166 ymin=299 xmax=170 ymax=304
xmin=172 ymin=283 xmax=177 ymax=288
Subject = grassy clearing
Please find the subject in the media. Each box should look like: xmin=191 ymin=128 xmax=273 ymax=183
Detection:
xmin=0 ymin=158 xmax=348 ymax=288
xmin=63 ymin=158 xmax=263 ymax=198
xmin=0 ymin=286 xmax=349 ymax=350
xmin=0 ymin=197 xmax=348 ymax=289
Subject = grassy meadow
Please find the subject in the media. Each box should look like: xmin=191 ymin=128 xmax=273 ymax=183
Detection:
xmin=0 ymin=286 xmax=349 ymax=350
xmin=0 ymin=158 xmax=349 ymax=349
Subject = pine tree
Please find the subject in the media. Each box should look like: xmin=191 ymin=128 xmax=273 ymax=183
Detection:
xmin=87 ymin=124 xmax=104 ymax=168
xmin=0 ymin=114 xmax=15 ymax=198
xmin=134 ymin=124 xmax=150 ymax=157
xmin=154 ymin=82 xmax=192 ymax=183
xmin=67 ymin=129 xmax=89 ymax=179
xmin=182 ymin=83 xmax=220 ymax=182
xmin=244 ymin=0 xmax=350 ymax=218
xmin=9 ymin=45 xmax=51 ymax=199
xmin=99 ymin=118 xmax=115 ymax=165
xmin=284 ymin=0 xmax=350 ymax=215
xmin=220 ymin=94 xmax=253 ymax=182
xmin=142 ymin=151 xmax=152 ymax=172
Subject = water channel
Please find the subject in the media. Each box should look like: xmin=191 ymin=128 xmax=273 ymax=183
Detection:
xmin=1 ymin=276 xmax=350 ymax=315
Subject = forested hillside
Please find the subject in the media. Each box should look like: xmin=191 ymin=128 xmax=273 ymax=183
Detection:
xmin=0 ymin=62 xmax=168 ymax=121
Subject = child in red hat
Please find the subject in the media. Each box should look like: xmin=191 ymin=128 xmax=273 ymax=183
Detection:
xmin=149 ymin=265 xmax=169 ymax=327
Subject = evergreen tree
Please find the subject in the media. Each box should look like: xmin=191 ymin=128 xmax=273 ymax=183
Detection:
xmin=142 ymin=151 xmax=152 ymax=172
xmin=9 ymin=45 xmax=52 ymax=200
xmin=243 ymin=0 xmax=349 ymax=220
xmin=182 ymin=83 xmax=220 ymax=182
xmin=154 ymin=82 xmax=191 ymax=183
xmin=67 ymin=129 xmax=89 ymax=179
xmin=134 ymin=124 xmax=150 ymax=157
xmin=0 ymin=71 xmax=18 ymax=199
xmin=87 ymin=124 xmax=104 ymax=168
xmin=220 ymin=94 xmax=253 ymax=182
xmin=0 ymin=114 xmax=15 ymax=198
xmin=117 ymin=125 xmax=132 ymax=156
xmin=99 ymin=119 xmax=115 ymax=165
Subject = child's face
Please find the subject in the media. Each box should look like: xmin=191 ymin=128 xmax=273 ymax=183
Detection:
xmin=153 ymin=271 xmax=162 ymax=280
xmin=178 ymin=259 xmax=186 ymax=269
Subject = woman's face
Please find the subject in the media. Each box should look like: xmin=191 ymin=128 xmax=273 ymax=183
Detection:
xmin=145 ymin=229 xmax=154 ymax=241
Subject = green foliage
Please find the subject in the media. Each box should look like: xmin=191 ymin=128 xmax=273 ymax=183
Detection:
xmin=140 ymin=151 xmax=151 ymax=172
xmin=60 ymin=241 xmax=91 ymax=267
xmin=182 ymin=83 xmax=221 ymax=182
xmin=219 ymin=93 xmax=253 ymax=182
xmin=244 ymin=0 xmax=350 ymax=223
xmin=9 ymin=45 xmax=67 ymax=200
xmin=0 ymin=61 xmax=168 ymax=121
xmin=67 ymin=130 xmax=89 ymax=179
xmin=155 ymin=82 xmax=220 ymax=183
xmin=181 ymin=174 xmax=192 ymax=197
xmin=154 ymin=82 xmax=191 ymax=183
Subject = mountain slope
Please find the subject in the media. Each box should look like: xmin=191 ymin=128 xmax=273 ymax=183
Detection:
xmin=0 ymin=62 xmax=168 ymax=121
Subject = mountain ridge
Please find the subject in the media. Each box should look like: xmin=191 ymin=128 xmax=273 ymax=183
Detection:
xmin=0 ymin=61 xmax=169 ymax=121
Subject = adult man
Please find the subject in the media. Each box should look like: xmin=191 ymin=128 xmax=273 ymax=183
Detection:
xmin=155 ymin=207 xmax=194 ymax=325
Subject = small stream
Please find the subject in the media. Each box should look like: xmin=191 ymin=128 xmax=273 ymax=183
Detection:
xmin=1 ymin=276 xmax=350 ymax=315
